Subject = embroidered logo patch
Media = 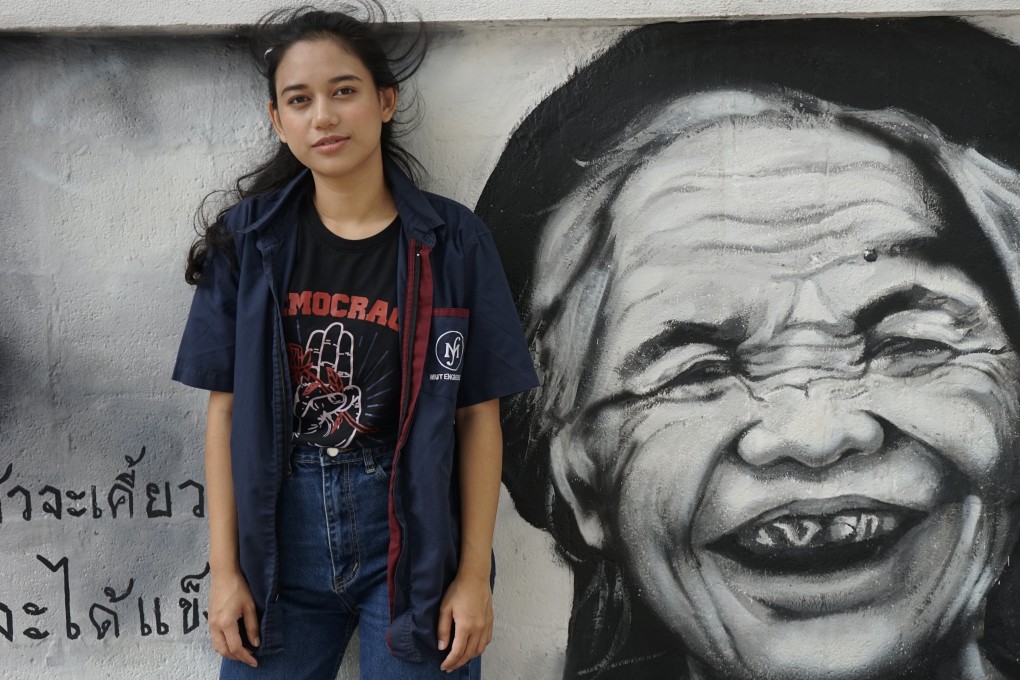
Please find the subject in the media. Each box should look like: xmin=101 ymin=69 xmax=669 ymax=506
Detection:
xmin=435 ymin=330 xmax=465 ymax=372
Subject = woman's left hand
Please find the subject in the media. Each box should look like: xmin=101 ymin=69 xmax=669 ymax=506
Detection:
xmin=437 ymin=571 xmax=494 ymax=672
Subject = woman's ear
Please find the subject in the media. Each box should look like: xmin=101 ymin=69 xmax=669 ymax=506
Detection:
xmin=379 ymin=87 xmax=398 ymax=124
xmin=268 ymin=101 xmax=286 ymax=143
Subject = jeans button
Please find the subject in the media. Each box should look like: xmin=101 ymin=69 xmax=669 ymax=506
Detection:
xmin=326 ymin=447 xmax=340 ymax=457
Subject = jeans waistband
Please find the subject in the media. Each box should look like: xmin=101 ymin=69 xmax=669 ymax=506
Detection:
xmin=291 ymin=443 xmax=394 ymax=466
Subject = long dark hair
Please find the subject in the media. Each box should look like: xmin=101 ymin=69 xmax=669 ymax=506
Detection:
xmin=184 ymin=2 xmax=427 ymax=285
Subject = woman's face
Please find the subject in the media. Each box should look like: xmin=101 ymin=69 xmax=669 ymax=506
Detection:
xmin=557 ymin=121 xmax=1020 ymax=678
xmin=268 ymin=38 xmax=396 ymax=186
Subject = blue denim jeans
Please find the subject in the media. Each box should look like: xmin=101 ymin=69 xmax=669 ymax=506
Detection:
xmin=220 ymin=445 xmax=480 ymax=680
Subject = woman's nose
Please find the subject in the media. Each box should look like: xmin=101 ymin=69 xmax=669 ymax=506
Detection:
xmin=313 ymin=101 xmax=338 ymax=128
xmin=736 ymin=385 xmax=883 ymax=468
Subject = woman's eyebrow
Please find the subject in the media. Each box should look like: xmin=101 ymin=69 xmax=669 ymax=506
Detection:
xmin=621 ymin=319 xmax=741 ymax=374
xmin=853 ymin=285 xmax=980 ymax=332
xmin=279 ymin=74 xmax=363 ymax=95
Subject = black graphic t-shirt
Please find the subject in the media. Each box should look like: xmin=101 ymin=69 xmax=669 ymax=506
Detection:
xmin=282 ymin=195 xmax=400 ymax=449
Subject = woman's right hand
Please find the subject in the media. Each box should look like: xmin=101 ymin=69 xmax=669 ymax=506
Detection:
xmin=204 ymin=391 xmax=258 ymax=667
xmin=209 ymin=567 xmax=261 ymax=668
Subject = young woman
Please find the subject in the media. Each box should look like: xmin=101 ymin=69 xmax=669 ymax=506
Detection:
xmin=173 ymin=6 xmax=538 ymax=678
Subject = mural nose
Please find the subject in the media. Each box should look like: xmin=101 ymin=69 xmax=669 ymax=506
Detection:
xmin=736 ymin=387 xmax=883 ymax=468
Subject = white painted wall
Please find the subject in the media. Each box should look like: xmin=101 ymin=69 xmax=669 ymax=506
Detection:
xmin=2 ymin=6 xmax=1020 ymax=680
xmin=3 ymin=0 xmax=1020 ymax=31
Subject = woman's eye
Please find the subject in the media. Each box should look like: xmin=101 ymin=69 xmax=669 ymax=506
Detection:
xmin=335 ymin=87 xmax=355 ymax=96
xmin=287 ymin=95 xmax=309 ymax=105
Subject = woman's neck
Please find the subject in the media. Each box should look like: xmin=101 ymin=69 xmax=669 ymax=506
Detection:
xmin=310 ymin=157 xmax=398 ymax=240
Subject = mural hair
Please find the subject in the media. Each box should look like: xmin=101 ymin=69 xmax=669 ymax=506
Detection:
xmin=184 ymin=1 xmax=428 ymax=285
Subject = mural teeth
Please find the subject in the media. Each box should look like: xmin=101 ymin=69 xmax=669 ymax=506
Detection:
xmin=859 ymin=513 xmax=881 ymax=540
xmin=826 ymin=512 xmax=895 ymax=543
xmin=747 ymin=511 xmax=901 ymax=550
xmin=750 ymin=518 xmax=825 ymax=548
xmin=773 ymin=519 xmax=822 ymax=546
xmin=828 ymin=515 xmax=858 ymax=541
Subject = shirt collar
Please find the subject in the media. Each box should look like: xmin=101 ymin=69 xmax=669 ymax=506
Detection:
xmin=234 ymin=157 xmax=445 ymax=249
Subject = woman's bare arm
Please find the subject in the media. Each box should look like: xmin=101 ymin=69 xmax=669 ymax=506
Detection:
xmin=205 ymin=390 xmax=260 ymax=668
xmin=438 ymin=398 xmax=503 ymax=672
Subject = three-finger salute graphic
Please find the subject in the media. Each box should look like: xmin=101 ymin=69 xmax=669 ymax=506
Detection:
xmin=288 ymin=322 xmax=371 ymax=446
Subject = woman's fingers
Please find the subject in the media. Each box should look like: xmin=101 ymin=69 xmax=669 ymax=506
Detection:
xmin=223 ymin=619 xmax=258 ymax=667
xmin=208 ymin=570 xmax=260 ymax=667
xmin=440 ymin=629 xmax=471 ymax=671
xmin=242 ymin=600 xmax=261 ymax=648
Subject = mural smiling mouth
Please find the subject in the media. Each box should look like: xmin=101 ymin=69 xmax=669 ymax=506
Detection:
xmin=707 ymin=502 xmax=927 ymax=574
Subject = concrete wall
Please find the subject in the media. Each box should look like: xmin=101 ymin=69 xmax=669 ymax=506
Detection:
xmin=5 ymin=1 xmax=1020 ymax=31
xmin=3 ymin=6 xmax=1020 ymax=680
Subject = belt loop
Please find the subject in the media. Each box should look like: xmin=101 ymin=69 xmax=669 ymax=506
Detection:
xmin=361 ymin=448 xmax=376 ymax=474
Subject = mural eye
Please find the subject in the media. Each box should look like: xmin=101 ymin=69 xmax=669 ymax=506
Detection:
xmin=870 ymin=336 xmax=954 ymax=359
xmin=867 ymin=336 xmax=958 ymax=376
xmin=672 ymin=356 xmax=737 ymax=385
xmin=621 ymin=346 xmax=738 ymax=397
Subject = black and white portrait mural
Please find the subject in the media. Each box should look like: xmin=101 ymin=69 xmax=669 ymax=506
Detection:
xmin=477 ymin=19 xmax=1020 ymax=680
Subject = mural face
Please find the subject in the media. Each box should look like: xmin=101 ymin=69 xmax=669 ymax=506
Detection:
xmin=559 ymin=114 xmax=1020 ymax=679
xmin=478 ymin=19 xmax=1020 ymax=680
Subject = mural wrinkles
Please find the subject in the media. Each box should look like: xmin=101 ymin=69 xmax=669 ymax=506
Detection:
xmin=479 ymin=18 xmax=1020 ymax=680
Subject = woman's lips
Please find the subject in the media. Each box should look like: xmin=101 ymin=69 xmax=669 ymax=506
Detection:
xmin=313 ymin=136 xmax=349 ymax=152
xmin=705 ymin=497 xmax=926 ymax=574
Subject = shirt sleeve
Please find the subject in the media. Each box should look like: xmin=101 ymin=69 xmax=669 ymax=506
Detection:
xmin=171 ymin=246 xmax=238 ymax=393
xmin=456 ymin=220 xmax=540 ymax=408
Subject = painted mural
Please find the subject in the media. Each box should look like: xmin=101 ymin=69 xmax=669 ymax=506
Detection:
xmin=477 ymin=18 xmax=1020 ymax=680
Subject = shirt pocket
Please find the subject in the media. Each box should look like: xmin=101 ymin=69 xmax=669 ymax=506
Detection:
xmin=421 ymin=307 xmax=470 ymax=399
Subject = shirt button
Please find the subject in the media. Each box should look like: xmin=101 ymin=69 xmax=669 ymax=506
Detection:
xmin=326 ymin=447 xmax=340 ymax=457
